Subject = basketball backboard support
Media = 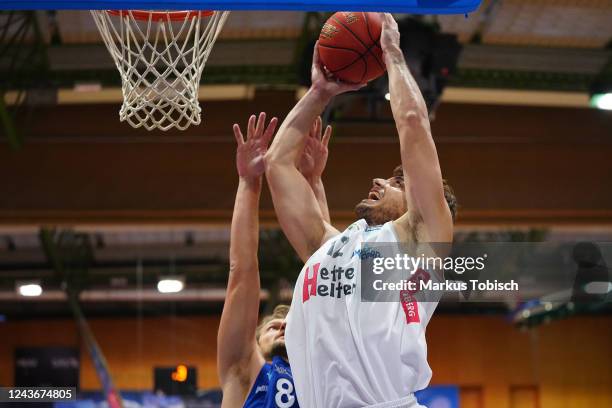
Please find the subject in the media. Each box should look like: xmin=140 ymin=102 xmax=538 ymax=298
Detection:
xmin=0 ymin=0 xmax=482 ymax=14
xmin=0 ymin=0 xmax=483 ymax=131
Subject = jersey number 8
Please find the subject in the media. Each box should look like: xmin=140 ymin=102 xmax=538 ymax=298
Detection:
xmin=275 ymin=378 xmax=296 ymax=407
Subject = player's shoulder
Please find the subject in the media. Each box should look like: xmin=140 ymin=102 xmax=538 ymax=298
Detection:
xmin=270 ymin=356 xmax=292 ymax=373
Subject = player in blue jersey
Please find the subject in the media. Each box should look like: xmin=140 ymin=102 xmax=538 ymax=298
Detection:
xmin=217 ymin=112 xmax=333 ymax=408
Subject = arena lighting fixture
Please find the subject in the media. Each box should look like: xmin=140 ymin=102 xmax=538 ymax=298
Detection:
xmin=590 ymin=93 xmax=612 ymax=110
xmin=157 ymin=276 xmax=185 ymax=294
xmin=584 ymin=281 xmax=612 ymax=295
xmin=16 ymin=281 xmax=43 ymax=297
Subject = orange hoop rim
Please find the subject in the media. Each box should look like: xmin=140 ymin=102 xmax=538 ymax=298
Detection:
xmin=107 ymin=10 xmax=215 ymax=22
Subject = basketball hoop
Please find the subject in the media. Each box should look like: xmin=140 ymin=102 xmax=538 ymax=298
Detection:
xmin=91 ymin=9 xmax=230 ymax=131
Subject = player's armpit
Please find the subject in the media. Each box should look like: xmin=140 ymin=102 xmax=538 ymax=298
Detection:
xmin=219 ymin=353 xmax=262 ymax=408
xmin=395 ymin=120 xmax=453 ymax=243
xmin=394 ymin=197 xmax=452 ymax=245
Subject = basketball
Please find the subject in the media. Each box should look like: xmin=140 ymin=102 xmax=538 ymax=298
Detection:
xmin=317 ymin=12 xmax=386 ymax=85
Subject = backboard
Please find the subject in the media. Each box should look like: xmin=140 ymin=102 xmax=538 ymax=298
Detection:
xmin=0 ymin=0 xmax=483 ymax=14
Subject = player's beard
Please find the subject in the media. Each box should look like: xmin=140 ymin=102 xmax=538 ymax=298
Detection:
xmin=270 ymin=340 xmax=288 ymax=360
xmin=355 ymin=202 xmax=399 ymax=226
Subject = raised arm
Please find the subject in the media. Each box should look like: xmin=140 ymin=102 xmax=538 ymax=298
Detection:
xmin=265 ymin=47 xmax=361 ymax=261
xmin=380 ymin=14 xmax=453 ymax=243
xmin=299 ymin=116 xmax=333 ymax=223
xmin=217 ymin=113 xmax=277 ymax=395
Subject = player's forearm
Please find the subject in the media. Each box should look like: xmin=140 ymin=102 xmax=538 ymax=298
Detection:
xmin=384 ymin=46 xmax=430 ymax=135
xmin=265 ymin=164 xmax=333 ymax=262
xmin=218 ymin=176 xmax=263 ymax=383
xmin=266 ymin=87 xmax=332 ymax=167
xmin=307 ymin=176 xmax=331 ymax=223
xmin=229 ymin=177 xmax=262 ymax=279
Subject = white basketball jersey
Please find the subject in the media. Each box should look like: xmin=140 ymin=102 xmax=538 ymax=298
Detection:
xmin=285 ymin=219 xmax=437 ymax=408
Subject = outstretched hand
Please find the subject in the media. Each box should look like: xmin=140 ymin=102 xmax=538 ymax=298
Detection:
xmin=299 ymin=116 xmax=331 ymax=179
xmin=311 ymin=42 xmax=365 ymax=98
xmin=233 ymin=112 xmax=278 ymax=180
xmin=379 ymin=13 xmax=401 ymax=56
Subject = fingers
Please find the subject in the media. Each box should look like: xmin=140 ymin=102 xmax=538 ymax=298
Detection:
xmin=380 ymin=12 xmax=397 ymax=28
xmin=254 ymin=112 xmax=266 ymax=139
xmin=303 ymin=135 xmax=315 ymax=154
xmin=379 ymin=12 xmax=388 ymax=28
xmin=312 ymin=41 xmax=320 ymax=66
xmin=380 ymin=12 xmax=399 ymax=36
xmin=312 ymin=42 xmax=324 ymax=76
xmin=322 ymin=65 xmax=335 ymax=81
xmin=314 ymin=116 xmax=322 ymax=139
xmin=309 ymin=116 xmax=319 ymax=138
xmin=247 ymin=114 xmax=256 ymax=139
xmin=262 ymin=117 xmax=278 ymax=146
xmin=302 ymin=143 xmax=311 ymax=157
xmin=322 ymin=125 xmax=332 ymax=146
xmin=390 ymin=14 xmax=399 ymax=29
xmin=241 ymin=112 xmax=276 ymax=146
xmin=232 ymin=124 xmax=244 ymax=145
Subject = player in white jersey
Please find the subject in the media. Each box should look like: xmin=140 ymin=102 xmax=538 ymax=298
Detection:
xmin=264 ymin=13 xmax=457 ymax=408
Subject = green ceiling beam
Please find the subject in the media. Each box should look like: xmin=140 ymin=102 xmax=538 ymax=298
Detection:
xmin=452 ymin=69 xmax=595 ymax=92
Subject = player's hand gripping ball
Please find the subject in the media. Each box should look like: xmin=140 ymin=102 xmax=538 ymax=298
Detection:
xmin=317 ymin=12 xmax=386 ymax=85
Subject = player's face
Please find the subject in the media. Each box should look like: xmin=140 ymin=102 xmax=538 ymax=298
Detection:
xmin=258 ymin=318 xmax=287 ymax=360
xmin=354 ymin=174 xmax=407 ymax=225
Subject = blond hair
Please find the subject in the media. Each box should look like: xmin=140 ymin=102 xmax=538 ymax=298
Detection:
xmin=256 ymin=304 xmax=289 ymax=341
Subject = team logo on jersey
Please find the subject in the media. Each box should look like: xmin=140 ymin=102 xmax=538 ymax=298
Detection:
xmin=400 ymin=269 xmax=431 ymax=323
xmin=302 ymin=262 xmax=357 ymax=302
xmin=352 ymin=246 xmax=381 ymax=260
xmin=273 ymin=363 xmax=291 ymax=376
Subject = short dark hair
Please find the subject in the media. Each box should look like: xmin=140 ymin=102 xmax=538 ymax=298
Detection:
xmin=256 ymin=304 xmax=289 ymax=341
xmin=393 ymin=165 xmax=457 ymax=222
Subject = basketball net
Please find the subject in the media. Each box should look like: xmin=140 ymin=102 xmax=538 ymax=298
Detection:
xmin=91 ymin=10 xmax=230 ymax=131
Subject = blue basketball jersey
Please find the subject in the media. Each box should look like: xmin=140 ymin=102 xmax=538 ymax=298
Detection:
xmin=243 ymin=356 xmax=300 ymax=408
